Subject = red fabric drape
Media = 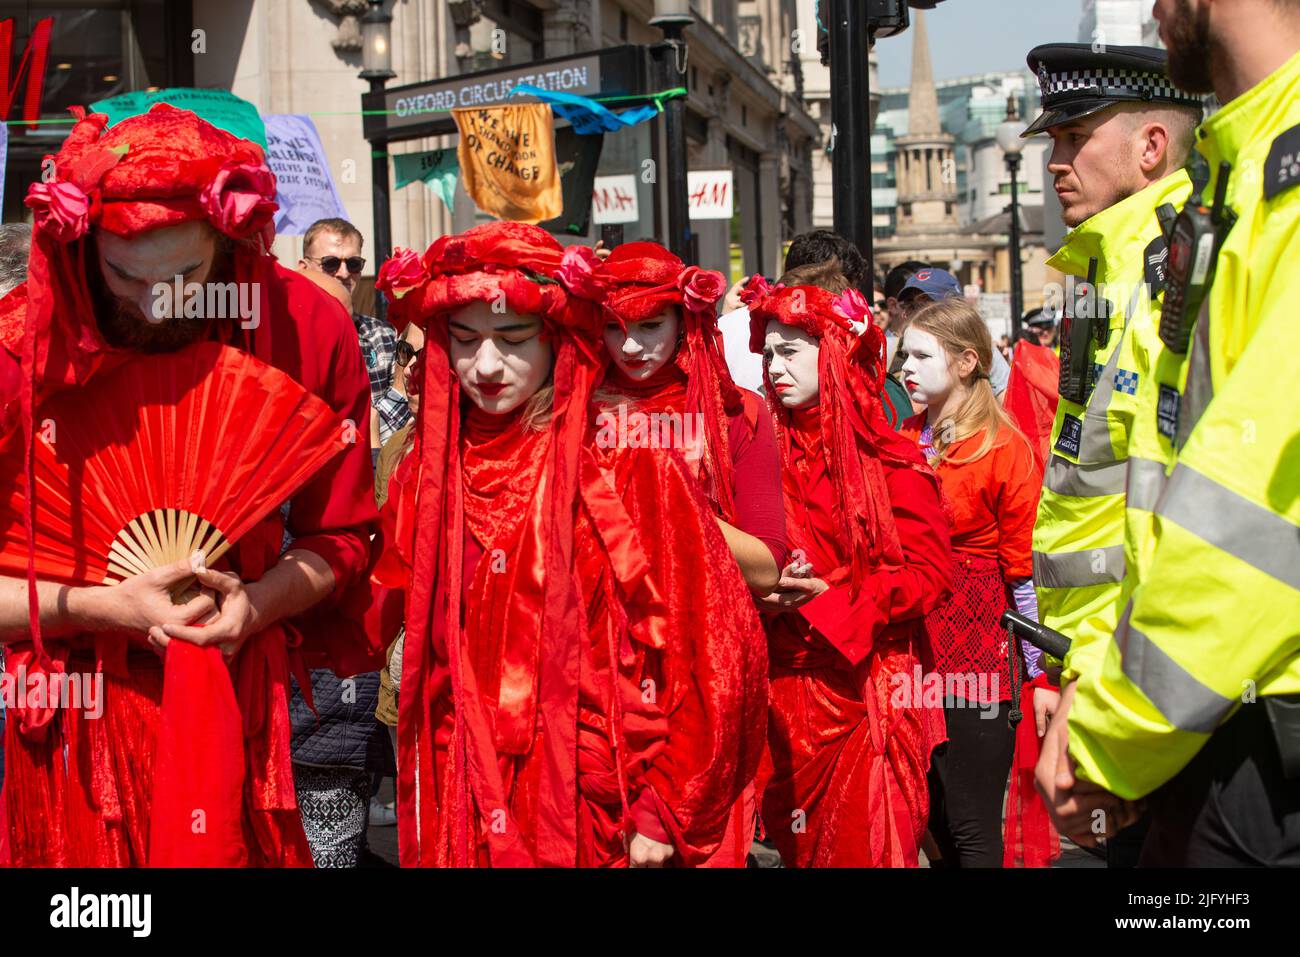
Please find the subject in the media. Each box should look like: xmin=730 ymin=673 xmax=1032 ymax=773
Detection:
xmin=1003 ymin=342 xmax=1060 ymax=471
xmin=147 ymin=641 xmax=247 ymax=867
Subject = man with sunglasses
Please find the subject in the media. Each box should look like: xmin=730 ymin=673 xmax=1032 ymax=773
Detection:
xmin=299 ymin=218 xmax=397 ymax=424
xmin=374 ymin=323 xmax=423 ymax=446
xmin=294 ymin=218 xmax=397 ymax=867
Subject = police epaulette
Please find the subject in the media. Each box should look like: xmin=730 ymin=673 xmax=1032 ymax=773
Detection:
xmin=1264 ymin=123 xmax=1300 ymax=201
xmin=1143 ymin=235 xmax=1170 ymax=295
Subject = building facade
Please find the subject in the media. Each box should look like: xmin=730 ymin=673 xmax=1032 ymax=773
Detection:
xmin=870 ymin=10 xmax=1049 ymax=323
xmin=1078 ymin=0 xmax=1152 ymax=47
xmin=0 ymin=0 xmax=816 ymax=288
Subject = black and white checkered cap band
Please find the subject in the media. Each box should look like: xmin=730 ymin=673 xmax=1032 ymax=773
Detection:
xmin=1039 ymin=67 xmax=1201 ymax=105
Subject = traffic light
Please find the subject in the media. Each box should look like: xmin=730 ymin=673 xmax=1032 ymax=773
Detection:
xmin=819 ymin=0 xmax=950 ymax=62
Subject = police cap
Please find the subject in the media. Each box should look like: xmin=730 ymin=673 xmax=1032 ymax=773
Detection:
xmin=1024 ymin=43 xmax=1203 ymax=137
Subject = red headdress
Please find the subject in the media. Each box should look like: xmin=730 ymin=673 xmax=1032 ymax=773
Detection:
xmin=596 ymin=242 xmax=739 ymax=517
xmin=374 ymin=222 xmax=606 ymax=866
xmin=8 ymin=103 xmax=278 ymax=662
xmin=746 ymin=280 xmax=922 ymax=594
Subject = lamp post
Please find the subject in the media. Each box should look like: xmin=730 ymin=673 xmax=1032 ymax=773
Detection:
xmin=650 ymin=0 xmax=694 ymax=263
xmin=360 ymin=0 xmax=396 ymax=316
xmin=996 ymin=93 xmax=1027 ymax=342
xmin=827 ymin=0 xmax=873 ymax=267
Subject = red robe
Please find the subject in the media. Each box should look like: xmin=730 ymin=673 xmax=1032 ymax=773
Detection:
xmin=599 ymin=365 xmax=786 ymax=867
xmin=760 ymin=408 xmax=951 ymax=867
xmin=391 ymin=405 xmax=768 ymax=867
xmin=1 ymin=259 xmax=381 ymax=867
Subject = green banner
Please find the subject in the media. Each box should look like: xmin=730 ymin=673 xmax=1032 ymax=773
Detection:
xmin=90 ymin=87 xmax=267 ymax=149
xmin=392 ymin=147 xmax=459 ymax=212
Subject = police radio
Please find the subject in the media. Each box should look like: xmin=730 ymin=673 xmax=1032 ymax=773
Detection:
xmin=1057 ymin=257 xmax=1110 ymax=405
xmin=1157 ymin=161 xmax=1238 ymax=353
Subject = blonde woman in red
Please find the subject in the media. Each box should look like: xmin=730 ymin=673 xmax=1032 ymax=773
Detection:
xmin=898 ymin=297 xmax=1059 ymax=868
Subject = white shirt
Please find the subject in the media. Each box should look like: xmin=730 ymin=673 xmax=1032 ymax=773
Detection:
xmin=717 ymin=305 xmax=765 ymax=393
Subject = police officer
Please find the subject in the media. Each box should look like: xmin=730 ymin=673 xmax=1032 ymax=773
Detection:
xmin=1021 ymin=45 xmax=1202 ymax=858
xmin=1039 ymin=0 xmax=1300 ymax=866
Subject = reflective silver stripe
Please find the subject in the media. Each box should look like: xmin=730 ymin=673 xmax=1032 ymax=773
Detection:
xmin=1126 ymin=456 xmax=1169 ymax=513
xmin=1176 ymin=299 xmax=1213 ymax=451
xmin=1157 ymin=464 xmax=1300 ymax=590
xmin=1045 ymin=454 xmax=1127 ymax=497
xmin=1078 ymin=330 xmax=1126 ymax=463
xmin=1115 ymin=603 xmax=1232 ymax=734
xmin=1032 ymin=544 xmax=1126 ymax=589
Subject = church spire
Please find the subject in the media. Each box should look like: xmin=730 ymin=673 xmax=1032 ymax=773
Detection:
xmin=907 ymin=9 xmax=941 ymax=136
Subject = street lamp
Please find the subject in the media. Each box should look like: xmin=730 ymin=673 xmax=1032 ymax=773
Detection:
xmin=360 ymin=0 xmax=396 ymax=317
xmin=651 ymin=1 xmax=694 ymax=263
xmin=996 ymin=93 xmax=1027 ymax=342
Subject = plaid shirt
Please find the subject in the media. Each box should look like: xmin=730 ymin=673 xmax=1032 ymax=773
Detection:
xmin=374 ymin=386 xmax=413 ymax=446
xmin=354 ymin=312 xmax=398 ymax=411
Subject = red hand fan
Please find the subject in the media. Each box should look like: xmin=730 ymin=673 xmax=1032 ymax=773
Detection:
xmin=0 ymin=340 xmax=352 ymax=587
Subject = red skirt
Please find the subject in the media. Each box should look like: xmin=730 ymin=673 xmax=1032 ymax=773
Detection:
xmin=924 ymin=553 xmax=1013 ymax=704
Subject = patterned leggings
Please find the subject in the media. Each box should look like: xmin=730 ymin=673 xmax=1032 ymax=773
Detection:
xmin=293 ymin=764 xmax=371 ymax=868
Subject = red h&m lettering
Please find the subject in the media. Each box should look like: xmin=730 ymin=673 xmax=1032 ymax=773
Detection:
xmin=0 ymin=17 xmax=53 ymax=129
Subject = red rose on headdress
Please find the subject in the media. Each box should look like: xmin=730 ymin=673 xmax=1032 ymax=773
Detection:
xmin=557 ymin=244 xmax=604 ymax=301
xmin=678 ymin=266 xmax=727 ymax=313
xmin=199 ymin=160 xmax=277 ymax=241
xmin=739 ymin=274 xmax=782 ymax=307
xmin=24 ymin=181 xmax=91 ymax=243
xmin=376 ymin=247 xmax=426 ymax=301
xmin=832 ymin=287 xmax=873 ymax=327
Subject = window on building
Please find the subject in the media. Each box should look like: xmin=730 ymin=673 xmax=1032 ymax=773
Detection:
xmin=468 ymin=0 xmax=544 ymax=69
xmin=2 ymin=1 xmax=191 ymax=221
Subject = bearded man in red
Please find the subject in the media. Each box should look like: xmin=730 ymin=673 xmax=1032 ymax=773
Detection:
xmin=367 ymin=222 xmax=767 ymax=867
xmin=745 ymin=278 xmax=952 ymax=867
xmin=0 ymin=105 xmax=379 ymax=866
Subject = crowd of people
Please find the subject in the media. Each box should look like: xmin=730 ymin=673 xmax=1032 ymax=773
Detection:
xmin=0 ymin=0 xmax=1296 ymax=869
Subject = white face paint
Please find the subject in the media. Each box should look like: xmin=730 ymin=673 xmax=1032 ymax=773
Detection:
xmin=900 ymin=327 xmax=954 ymax=407
xmin=449 ymin=300 xmax=553 ymax=416
xmin=602 ymin=307 xmax=680 ymax=381
xmin=762 ymin=320 xmax=820 ymax=410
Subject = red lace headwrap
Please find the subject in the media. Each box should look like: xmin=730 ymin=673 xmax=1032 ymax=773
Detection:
xmin=745 ymin=280 xmax=916 ymax=595
xmin=374 ymin=222 xmax=606 ymax=866
xmin=596 ymin=242 xmax=740 ymax=518
xmin=9 ymin=103 xmax=278 ymax=663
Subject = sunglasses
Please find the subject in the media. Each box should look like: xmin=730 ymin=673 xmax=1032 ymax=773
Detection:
xmin=395 ymin=341 xmax=423 ymax=367
xmin=307 ymin=255 xmax=367 ymax=275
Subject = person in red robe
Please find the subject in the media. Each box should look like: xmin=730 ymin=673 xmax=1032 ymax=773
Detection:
xmin=0 ymin=105 xmax=380 ymax=866
xmin=743 ymin=274 xmax=952 ymax=867
xmin=367 ymin=222 xmax=767 ymax=867
xmin=594 ymin=241 xmax=787 ymax=866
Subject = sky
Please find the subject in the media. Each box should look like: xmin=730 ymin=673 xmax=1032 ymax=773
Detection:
xmin=873 ymin=0 xmax=1088 ymax=89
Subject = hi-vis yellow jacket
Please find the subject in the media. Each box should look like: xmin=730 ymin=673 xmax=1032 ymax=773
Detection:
xmin=1032 ymin=170 xmax=1191 ymax=683
xmin=1070 ymin=49 xmax=1300 ymax=799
